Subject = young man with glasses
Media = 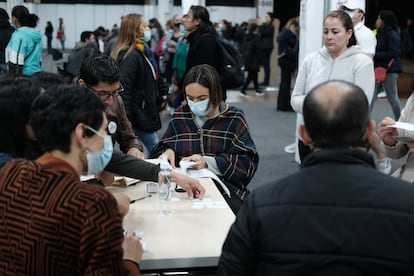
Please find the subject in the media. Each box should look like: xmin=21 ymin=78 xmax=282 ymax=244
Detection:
xmin=78 ymin=55 xmax=205 ymax=198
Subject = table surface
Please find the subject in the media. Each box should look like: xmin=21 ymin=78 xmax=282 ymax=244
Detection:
xmin=106 ymin=178 xmax=236 ymax=272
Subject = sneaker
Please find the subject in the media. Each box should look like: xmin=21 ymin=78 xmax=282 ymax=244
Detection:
xmin=284 ymin=142 xmax=296 ymax=154
xmin=239 ymin=91 xmax=248 ymax=97
xmin=377 ymin=157 xmax=392 ymax=174
xmin=255 ymin=91 xmax=264 ymax=96
xmin=377 ymin=91 xmax=387 ymax=98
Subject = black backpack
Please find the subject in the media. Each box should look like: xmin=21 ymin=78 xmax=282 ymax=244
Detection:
xmin=217 ymin=38 xmax=245 ymax=89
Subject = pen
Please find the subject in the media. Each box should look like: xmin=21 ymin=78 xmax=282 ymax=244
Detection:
xmin=130 ymin=194 xmax=152 ymax=204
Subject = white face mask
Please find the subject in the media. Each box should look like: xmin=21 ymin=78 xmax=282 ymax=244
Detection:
xmin=187 ymin=98 xmax=213 ymax=117
xmin=345 ymin=10 xmax=355 ymax=22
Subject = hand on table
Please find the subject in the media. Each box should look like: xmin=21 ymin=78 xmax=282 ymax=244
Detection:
xmin=171 ymin=171 xmax=205 ymax=199
xmin=182 ymin=154 xmax=207 ymax=170
xmin=122 ymin=229 xmax=143 ymax=265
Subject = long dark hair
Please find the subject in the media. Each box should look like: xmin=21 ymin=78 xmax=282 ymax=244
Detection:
xmin=12 ymin=5 xmax=38 ymax=27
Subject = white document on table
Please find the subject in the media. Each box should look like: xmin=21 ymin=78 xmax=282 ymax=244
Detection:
xmin=175 ymin=160 xmax=231 ymax=197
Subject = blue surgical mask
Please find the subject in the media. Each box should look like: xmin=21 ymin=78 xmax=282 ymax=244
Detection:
xmin=84 ymin=126 xmax=113 ymax=175
xmin=187 ymin=98 xmax=213 ymax=117
xmin=143 ymin=30 xmax=152 ymax=42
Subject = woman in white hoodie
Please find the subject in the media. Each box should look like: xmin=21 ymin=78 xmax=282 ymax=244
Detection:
xmin=291 ymin=10 xmax=374 ymax=161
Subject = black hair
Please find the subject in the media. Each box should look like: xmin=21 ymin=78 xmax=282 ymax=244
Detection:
xmin=79 ymin=55 xmax=121 ymax=86
xmin=183 ymin=64 xmax=223 ymax=109
xmin=80 ymin=31 xmax=94 ymax=43
xmin=31 ymin=85 xmax=105 ymax=153
xmin=0 ymin=75 xmax=42 ymax=158
xmin=31 ymin=71 xmax=64 ymax=90
xmin=303 ymin=80 xmax=370 ymax=149
xmin=379 ymin=10 xmax=399 ymax=31
xmin=11 ymin=5 xmax=38 ymax=27
xmin=0 ymin=8 xmax=9 ymax=20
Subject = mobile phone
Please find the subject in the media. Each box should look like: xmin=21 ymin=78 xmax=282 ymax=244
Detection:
xmin=175 ymin=184 xmax=186 ymax=193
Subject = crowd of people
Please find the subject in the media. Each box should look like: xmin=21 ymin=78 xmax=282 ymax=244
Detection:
xmin=2 ymin=1 xmax=414 ymax=274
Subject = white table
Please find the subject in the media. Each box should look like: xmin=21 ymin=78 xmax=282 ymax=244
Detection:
xmin=106 ymin=178 xmax=235 ymax=273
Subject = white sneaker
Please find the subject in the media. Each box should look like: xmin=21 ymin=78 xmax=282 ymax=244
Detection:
xmin=284 ymin=142 xmax=296 ymax=154
xmin=377 ymin=91 xmax=387 ymax=98
xmin=377 ymin=157 xmax=392 ymax=174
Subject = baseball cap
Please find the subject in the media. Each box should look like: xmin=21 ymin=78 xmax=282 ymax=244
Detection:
xmin=342 ymin=0 xmax=365 ymax=14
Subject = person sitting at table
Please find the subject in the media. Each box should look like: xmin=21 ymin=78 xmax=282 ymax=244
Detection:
xmin=0 ymin=75 xmax=42 ymax=168
xmin=0 ymin=85 xmax=142 ymax=275
xmin=217 ymin=80 xmax=414 ymax=275
xmin=78 ymin=54 xmax=205 ymax=199
xmin=151 ymin=64 xmax=259 ymax=213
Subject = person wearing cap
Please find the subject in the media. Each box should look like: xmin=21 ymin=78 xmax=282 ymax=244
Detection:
xmin=341 ymin=0 xmax=376 ymax=58
xmin=340 ymin=1 xmax=392 ymax=175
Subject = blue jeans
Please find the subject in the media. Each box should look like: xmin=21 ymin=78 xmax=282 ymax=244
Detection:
xmin=134 ymin=129 xmax=159 ymax=156
xmin=370 ymin=73 xmax=401 ymax=120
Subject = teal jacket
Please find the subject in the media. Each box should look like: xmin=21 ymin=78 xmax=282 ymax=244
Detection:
xmin=6 ymin=26 xmax=42 ymax=75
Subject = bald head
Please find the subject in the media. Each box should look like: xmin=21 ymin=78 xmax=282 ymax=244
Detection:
xmin=302 ymin=80 xmax=371 ymax=149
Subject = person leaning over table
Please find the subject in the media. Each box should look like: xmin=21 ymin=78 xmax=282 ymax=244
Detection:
xmin=218 ymin=80 xmax=414 ymax=275
xmin=151 ymin=64 xmax=259 ymax=213
xmin=77 ymin=55 xmax=205 ymax=198
xmin=0 ymin=85 xmax=142 ymax=275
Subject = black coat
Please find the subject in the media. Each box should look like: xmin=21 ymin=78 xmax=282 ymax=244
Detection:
xmin=242 ymin=33 xmax=261 ymax=72
xmin=117 ymin=48 xmax=161 ymax=132
xmin=259 ymin=22 xmax=274 ymax=50
xmin=374 ymin=26 xmax=402 ymax=73
xmin=186 ymin=23 xmax=221 ymax=76
xmin=218 ymin=148 xmax=414 ymax=275
xmin=0 ymin=19 xmax=15 ymax=64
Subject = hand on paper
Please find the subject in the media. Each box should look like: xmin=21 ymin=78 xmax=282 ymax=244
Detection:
xmin=162 ymin=148 xmax=177 ymax=168
xmin=182 ymin=154 xmax=207 ymax=170
xmin=122 ymin=228 xmax=143 ymax=264
xmin=378 ymin=117 xmax=398 ymax=146
xmin=171 ymin=171 xmax=205 ymax=199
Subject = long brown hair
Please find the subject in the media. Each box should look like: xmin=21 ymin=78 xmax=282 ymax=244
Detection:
xmin=111 ymin=13 xmax=144 ymax=61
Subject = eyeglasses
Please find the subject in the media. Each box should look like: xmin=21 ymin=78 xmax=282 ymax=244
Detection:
xmin=89 ymin=84 xmax=124 ymax=101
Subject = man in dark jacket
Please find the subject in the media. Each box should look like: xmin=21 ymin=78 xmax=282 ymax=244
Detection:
xmin=66 ymin=31 xmax=98 ymax=78
xmin=0 ymin=8 xmax=14 ymax=74
xmin=182 ymin=5 xmax=225 ymax=99
xmin=218 ymin=80 xmax=414 ymax=275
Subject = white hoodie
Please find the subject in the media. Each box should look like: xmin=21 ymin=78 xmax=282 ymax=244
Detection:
xmin=291 ymin=45 xmax=375 ymax=130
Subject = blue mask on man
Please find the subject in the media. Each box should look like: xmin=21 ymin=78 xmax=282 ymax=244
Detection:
xmin=187 ymin=98 xmax=213 ymax=117
xmin=84 ymin=126 xmax=113 ymax=175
